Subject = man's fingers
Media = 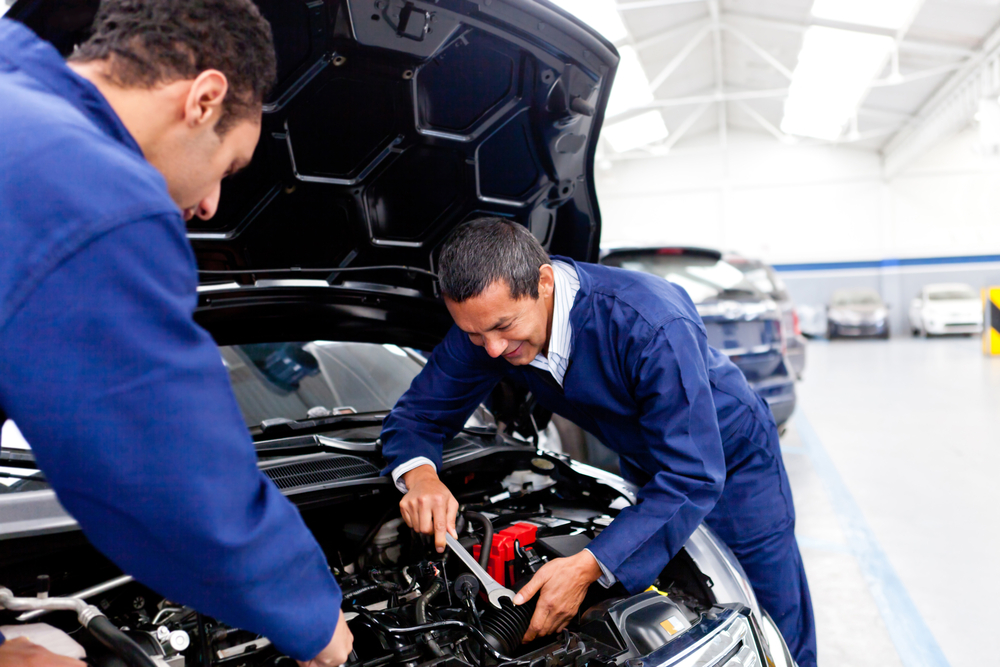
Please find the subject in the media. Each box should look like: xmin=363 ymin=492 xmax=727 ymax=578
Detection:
xmin=514 ymin=569 xmax=547 ymax=605
xmin=447 ymin=497 xmax=459 ymax=539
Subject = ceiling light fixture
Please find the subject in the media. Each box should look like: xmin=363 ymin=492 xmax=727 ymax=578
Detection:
xmin=602 ymin=110 xmax=669 ymax=153
xmin=811 ymin=0 xmax=922 ymax=31
xmin=780 ymin=26 xmax=894 ymax=140
xmin=549 ymin=0 xmax=628 ymax=43
xmin=605 ymin=45 xmax=655 ymax=117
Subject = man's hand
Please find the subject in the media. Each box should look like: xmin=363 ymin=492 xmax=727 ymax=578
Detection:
xmin=399 ymin=465 xmax=459 ymax=553
xmin=297 ymin=610 xmax=354 ymax=667
xmin=0 ymin=637 xmax=85 ymax=667
xmin=514 ymin=550 xmax=603 ymax=642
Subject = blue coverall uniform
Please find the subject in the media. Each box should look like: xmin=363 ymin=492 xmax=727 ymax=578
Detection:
xmin=0 ymin=20 xmax=341 ymax=659
xmin=381 ymin=258 xmax=818 ymax=667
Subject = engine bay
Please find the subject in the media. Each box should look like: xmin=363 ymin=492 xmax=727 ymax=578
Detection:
xmin=0 ymin=449 xmax=764 ymax=667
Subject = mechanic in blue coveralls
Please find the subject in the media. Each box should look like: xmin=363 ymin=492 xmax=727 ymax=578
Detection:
xmin=381 ymin=218 xmax=817 ymax=667
xmin=0 ymin=2 xmax=351 ymax=666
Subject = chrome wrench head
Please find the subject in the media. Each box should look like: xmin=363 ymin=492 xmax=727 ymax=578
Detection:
xmin=444 ymin=533 xmax=516 ymax=609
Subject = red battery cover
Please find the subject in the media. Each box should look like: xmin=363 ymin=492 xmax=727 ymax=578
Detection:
xmin=472 ymin=522 xmax=538 ymax=586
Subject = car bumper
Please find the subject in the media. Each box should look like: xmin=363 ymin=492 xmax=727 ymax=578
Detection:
xmin=924 ymin=321 xmax=983 ymax=335
xmin=751 ymin=376 xmax=796 ymax=426
xmin=829 ymin=321 xmax=887 ymax=337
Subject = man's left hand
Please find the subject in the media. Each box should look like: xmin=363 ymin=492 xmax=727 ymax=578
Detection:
xmin=513 ymin=550 xmax=603 ymax=642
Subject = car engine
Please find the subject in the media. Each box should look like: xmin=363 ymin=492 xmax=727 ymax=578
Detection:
xmin=0 ymin=450 xmax=761 ymax=667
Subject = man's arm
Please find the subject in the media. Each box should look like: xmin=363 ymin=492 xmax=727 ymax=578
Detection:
xmin=0 ymin=217 xmax=342 ymax=662
xmin=585 ymin=318 xmax=727 ymax=593
xmin=380 ymin=325 xmax=505 ymax=549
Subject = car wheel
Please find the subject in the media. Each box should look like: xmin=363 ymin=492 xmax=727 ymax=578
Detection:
xmin=911 ymin=326 xmax=920 ymax=337
xmin=827 ymin=324 xmax=836 ymax=340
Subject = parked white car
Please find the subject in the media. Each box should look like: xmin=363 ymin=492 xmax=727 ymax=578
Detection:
xmin=908 ymin=283 xmax=983 ymax=336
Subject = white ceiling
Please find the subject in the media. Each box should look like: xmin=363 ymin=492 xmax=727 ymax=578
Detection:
xmin=596 ymin=0 xmax=1000 ymax=172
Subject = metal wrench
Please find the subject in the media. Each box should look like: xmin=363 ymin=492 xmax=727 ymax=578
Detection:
xmin=445 ymin=533 xmax=515 ymax=609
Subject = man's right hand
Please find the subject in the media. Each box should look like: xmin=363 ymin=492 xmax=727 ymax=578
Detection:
xmin=399 ymin=465 xmax=459 ymax=553
xmin=297 ymin=610 xmax=354 ymax=667
xmin=0 ymin=637 xmax=85 ymax=667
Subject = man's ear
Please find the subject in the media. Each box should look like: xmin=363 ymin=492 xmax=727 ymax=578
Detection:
xmin=538 ymin=264 xmax=555 ymax=298
xmin=183 ymin=69 xmax=228 ymax=129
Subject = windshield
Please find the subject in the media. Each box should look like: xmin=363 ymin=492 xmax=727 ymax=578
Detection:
xmin=832 ymin=290 xmax=882 ymax=306
xmin=604 ymin=254 xmax=759 ymax=303
xmin=1 ymin=341 xmax=426 ymax=493
xmin=223 ymin=342 xmax=424 ymax=427
xmin=928 ymin=288 xmax=977 ymax=301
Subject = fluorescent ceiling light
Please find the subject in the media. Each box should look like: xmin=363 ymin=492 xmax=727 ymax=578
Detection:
xmin=606 ymin=46 xmax=655 ymax=117
xmin=781 ymin=26 xmax=894 ymax=140
xmin=811 ymin=0 xmax=922 ymax=31
xmin=602 ymin=110 xmax=669 ymax=152
xmin=549 ymin=0 xmax=628 ymax=43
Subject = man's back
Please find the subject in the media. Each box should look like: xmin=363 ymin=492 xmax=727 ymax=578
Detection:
xmin=0 ymin=19 xmax=180 ymax=331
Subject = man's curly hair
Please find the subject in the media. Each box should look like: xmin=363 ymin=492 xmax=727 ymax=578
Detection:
xmin=69 ymin=0 xmax=277 ymax=134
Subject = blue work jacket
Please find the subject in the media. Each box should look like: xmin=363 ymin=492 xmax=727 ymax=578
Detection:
xmin=382 ymin=258 xmax=779 ymax=593
xmin=0 ymin=20 xmax=339 ymax=659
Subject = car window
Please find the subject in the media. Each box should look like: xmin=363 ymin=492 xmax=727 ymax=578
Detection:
xmin=928 ymin=288 xmax=977 ymax=301
xmin=222 ymin=342 xmax=424 ymax=427
xmin=605 ymin=254 xmax=757 ymax=303
xmin=832 ymin=291 xmax=881 ymax=306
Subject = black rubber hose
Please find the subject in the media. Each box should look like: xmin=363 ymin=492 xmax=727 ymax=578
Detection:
xmin=87 ymin=616 xmax=158 ymax=667
xmin=415 ymin=578 xmax=445 ymax=657
xmin=463 ymin=511 xmax=494 ymax=570
xmin=349 ymin=606 xmax=509 ymax=661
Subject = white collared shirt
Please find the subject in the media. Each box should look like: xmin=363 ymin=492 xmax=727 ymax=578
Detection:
xmin=527 ymin=260 xmax=579 ymax=387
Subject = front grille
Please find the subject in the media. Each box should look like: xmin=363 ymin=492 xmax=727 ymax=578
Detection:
xmin=263 ymin=455 xmax=379 ymax=490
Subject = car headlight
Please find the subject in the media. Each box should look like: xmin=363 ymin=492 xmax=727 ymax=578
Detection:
xmin=642 ymin=608 xmax=763 ymax=667
xmin=872 ymin=308 xmax=887 ymax=321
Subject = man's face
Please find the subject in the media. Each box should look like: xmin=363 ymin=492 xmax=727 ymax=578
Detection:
xmin=154 ymin=117 xmax=260 ymax=222
xmin=445 ymin=267 xmax=555 ymax=365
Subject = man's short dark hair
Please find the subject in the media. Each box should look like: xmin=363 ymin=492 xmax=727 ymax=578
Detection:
xmin=70 ymin=0 xmax=277 ymax=133
xmin=438 ymin=217 xmax=550 ymax=302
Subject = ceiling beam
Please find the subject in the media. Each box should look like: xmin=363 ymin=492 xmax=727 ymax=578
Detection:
xmin=630 ymin=17 xmax=709 ymax=51
xmin=708 ymin=0 xmax=727 ymax=149
xmin=615 ymin=0 xmax=703 ymax=10
xmin=883 ymin=19 xmax=1000 ymax=177
xmin=647 ymin=25 xmax=711 ymax=92
xmin=724 ymin=11 xmax=975 ymax=59
xmin=720 ymin=24 xmax=794 ymax=80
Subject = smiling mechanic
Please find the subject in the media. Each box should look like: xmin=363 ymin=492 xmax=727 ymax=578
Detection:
xmin=0 ymin=2 xmax=350 ymax=666
xmin=381 ymin=217 xmax=817 ymax=667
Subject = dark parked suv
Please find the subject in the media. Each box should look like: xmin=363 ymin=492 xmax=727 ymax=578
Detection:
xmin=601 ymin=248 xmax=796 ymax=427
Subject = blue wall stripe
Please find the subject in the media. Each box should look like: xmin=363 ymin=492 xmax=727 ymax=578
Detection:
xmin=793 ymin=410 xmax=952 ymax=667
xmin=773 ymin=254 xmax=1000 ymax=272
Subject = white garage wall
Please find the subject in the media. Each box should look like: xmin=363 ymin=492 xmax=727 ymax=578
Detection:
xmin=595 ymin=127 xmax=1000 ymax=262
xmin=594 ymin=128 xmax=1000 ymax=333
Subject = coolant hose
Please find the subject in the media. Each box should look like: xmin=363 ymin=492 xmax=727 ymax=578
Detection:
xmin=415 ymin=579 xmax=445 ymax=657
xmin=463 ymin=511 xmax=493 ymax=570
xmin=87 ymin=615 xmax=159 ymax=667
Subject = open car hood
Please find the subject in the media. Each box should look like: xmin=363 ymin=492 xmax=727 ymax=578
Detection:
xmin=10 ymin=0 xmax=617 ymax=344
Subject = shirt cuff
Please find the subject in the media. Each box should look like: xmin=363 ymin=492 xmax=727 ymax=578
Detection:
xmin=390 ymin=457 xmax=437 ymax=493
xmin=584 ymin=548 xmax=617 ymax=588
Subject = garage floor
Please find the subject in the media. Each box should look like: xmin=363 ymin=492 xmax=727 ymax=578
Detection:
xmin=784 ymin=335 xmax=1000 ymax=667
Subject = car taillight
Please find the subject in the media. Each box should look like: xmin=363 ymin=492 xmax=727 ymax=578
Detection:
xmin=792 ymin=308 xmax=802 ymax=336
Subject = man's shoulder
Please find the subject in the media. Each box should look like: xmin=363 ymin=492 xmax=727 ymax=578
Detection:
xmin=1 ymin=69 xmax=175 ymax=223
xmin=575 ymin=262 xmax=702 ymax=331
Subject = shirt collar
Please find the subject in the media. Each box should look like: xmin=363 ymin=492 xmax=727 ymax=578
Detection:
xmin=546 ymin=260 xmax=579 ymax=362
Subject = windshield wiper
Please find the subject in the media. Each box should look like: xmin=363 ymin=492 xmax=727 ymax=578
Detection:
xmin=249 ymin=411 xmax=389 ymax=440
xmin=0 ymin=448 xmax=37 ymax=469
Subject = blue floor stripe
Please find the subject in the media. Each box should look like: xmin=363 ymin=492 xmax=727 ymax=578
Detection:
xmin=793 ymin=411 xmax=951 ymax=667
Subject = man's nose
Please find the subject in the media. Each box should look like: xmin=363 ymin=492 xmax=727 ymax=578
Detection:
xmin=484 ymin=335 xmax=507 ymax=358
xmin=195 ymin=183 xmax=222 ymax=220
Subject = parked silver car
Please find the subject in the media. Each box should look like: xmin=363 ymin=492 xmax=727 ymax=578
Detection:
xmin=827 ymin=289 xmax=890 ymax=339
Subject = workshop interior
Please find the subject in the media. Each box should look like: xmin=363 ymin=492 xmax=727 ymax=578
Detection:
xmin=1 ymin=1 xmax=998 ymax=667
